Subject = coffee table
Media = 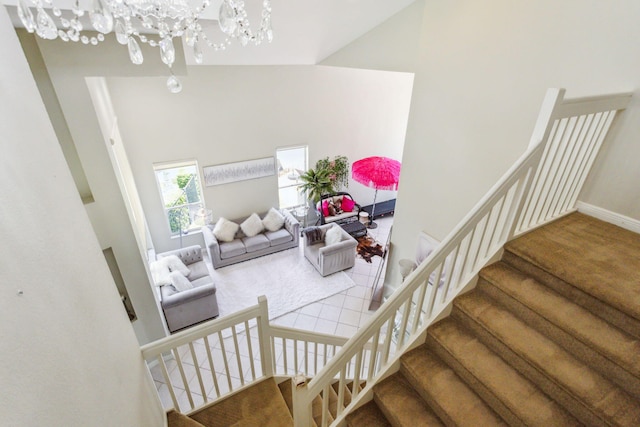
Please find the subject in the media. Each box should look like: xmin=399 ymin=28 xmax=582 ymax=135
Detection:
xmin=339 ymin=219 xmax=367 ymax=238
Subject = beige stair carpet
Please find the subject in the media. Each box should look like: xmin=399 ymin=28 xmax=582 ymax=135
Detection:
xmin=189 ymin=378 xmax=293 ymax=427
xmin=167 ymin=410 xmax=206 ymax=427
xmin=345 ymin=213 xmax=640 ymax=426
xmin=505 ymin=212 xmax=640 ymax=336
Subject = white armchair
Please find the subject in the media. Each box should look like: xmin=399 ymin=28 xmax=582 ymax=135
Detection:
xmin=303 ymin=223 xmax=358 ymax=276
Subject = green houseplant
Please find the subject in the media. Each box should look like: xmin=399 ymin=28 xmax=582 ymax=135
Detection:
xmin=298 ymin=168 xmax=333 ymax=204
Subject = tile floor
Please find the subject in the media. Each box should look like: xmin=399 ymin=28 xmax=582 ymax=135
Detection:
xmin=151 ymin=215 xmax=395 ymax=410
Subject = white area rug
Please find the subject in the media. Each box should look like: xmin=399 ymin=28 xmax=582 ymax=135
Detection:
xmin=212 ymin=247 xmax=355 ymax=320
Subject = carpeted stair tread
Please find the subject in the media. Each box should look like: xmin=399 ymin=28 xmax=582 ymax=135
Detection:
xmin=167 ymin=410 xmax=206 ymax=427
xmin=427 ymin=319 xmax=580 ymax=426
xmin=190 ymin=378 xmax=293 ymax=427
xmin=454 ymin=290 xmax=640 ymax=426
xmin=373 ymin=373 xmax=444 ymax=426
xmin=479 ymin=261 xmax=640 ymax=397
xmin=346 ymin=401 xmax=392 ymax=427
xmin=504 ymin=213 xmax=640 ymax=328
xmin=400 ymin=345 xmax=508 ymax=426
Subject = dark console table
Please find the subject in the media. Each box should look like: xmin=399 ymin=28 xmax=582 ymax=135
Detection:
xmin=362 ymin=198 xmax=396 ymax=220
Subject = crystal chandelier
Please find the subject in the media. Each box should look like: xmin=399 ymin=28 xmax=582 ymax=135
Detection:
xmin=16 ymin=0 xmax=273 ymax=92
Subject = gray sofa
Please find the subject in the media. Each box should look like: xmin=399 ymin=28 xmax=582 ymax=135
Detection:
xmin=202 ymin=209 xmax=300 ymax=269
xmin=156 ymin=246 xmax=219 ymax=333
xmin=303 ymin=223 xmax=357 ymax=276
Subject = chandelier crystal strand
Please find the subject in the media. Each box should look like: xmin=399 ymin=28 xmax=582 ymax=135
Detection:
xmin=17 ymin=0 xmax=273 ymax=92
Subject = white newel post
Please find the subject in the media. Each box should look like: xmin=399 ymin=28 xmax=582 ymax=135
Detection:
xmin=292 ymin=381 xmax=312 ymax=427
xmin=257 ymin=295 xmax=274 ymax=377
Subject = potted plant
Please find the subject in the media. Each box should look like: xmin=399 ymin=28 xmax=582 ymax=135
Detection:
xmin=298 ymin=168 xmax=333 ymax=204
xmin=316 ymin=155 xmax=349 ymax=191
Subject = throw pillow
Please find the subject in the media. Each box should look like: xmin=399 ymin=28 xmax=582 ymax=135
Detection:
xmin=150 ymin=259 xmax=171 ymax=286
xmin=324 ymin=225 xmax=342 ymax=246
xmin=164 ymin=255 xmax=191 ymax=276
xmin=241 ymin=213 xmax=264 ymax=237
xmin=321 ymin=200 xmax=330 ymax=216
xmin=262 ymin=208 xmax=285 ymax=232
xmin=213 ymin=217 xmax=239 ymax=242
xmin=169 ymin=271 xmax=193 ymax=292
xmin=341 ymin=197 xmax=355 ymax=212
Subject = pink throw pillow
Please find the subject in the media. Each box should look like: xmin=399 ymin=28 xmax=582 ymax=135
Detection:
xmin=322 ymin=200 xmax=330 ymax=216
xmin=341 ymin=197 xmax=355 ymax=212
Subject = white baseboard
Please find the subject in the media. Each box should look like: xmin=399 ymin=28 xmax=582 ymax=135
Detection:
xmin=576 ymin=201 xmax=640 ymax=234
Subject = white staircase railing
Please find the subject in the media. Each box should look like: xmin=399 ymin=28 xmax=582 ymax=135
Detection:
xmin=141 ymin=296 xmax=350 ymax=414
xmin=141 ymin=296 xmax=274 ymax=413
xmin=291 ymin=88 xmax=631 ymax=427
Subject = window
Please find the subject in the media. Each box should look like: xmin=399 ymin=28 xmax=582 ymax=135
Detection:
xmin=154 ymin=161 xmax=205 ymax=236
xmin=276 ymin=146 xmax=308 ymax=209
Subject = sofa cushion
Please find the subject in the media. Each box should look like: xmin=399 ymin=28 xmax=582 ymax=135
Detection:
xmin=169 ymin=271 xmax=193 ymax=292
xmin=243 ymin=234 xmax=271 ymax=253
xmin=324 ymin=211 xmax=358 ymax=223
xmin=187 ymin=261 xmax=209 ymax=281
xmin=191 ymin=276 xmax=215 ymax=289
xmin=219 ymin=239 xmax=247 ymax=259
xmin=265 ymin=228 xmax=293 ymax=246
xmin=241 ymin=213 xmax=264 ymax=237
xmin=262 ymin=208 xmax=285 ymax=232
xmin=213 ymin=217 xmax=239 ymax=242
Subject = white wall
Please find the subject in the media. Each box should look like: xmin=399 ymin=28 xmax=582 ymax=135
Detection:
xmin=0 ymin=7 xmax=163 ymax=425
xmin=321 ymin=0 xmax=425 ymax=72
xmin=388 ymin=0 xmax=640 ymax=285
xmin=325 ymin=0 xmax=640 ymax=290
xmin=29 ymin=35 xmax=173 ymax=345
xmin=106 ymin=65 xmax=413 ymax=252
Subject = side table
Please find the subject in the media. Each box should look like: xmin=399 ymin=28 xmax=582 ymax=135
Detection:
xmin=339 ymin=219 xmax=367 ymax=238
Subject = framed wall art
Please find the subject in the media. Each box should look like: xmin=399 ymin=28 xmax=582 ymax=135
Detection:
xmin=203 ymin=157 xmax=276 ymax=187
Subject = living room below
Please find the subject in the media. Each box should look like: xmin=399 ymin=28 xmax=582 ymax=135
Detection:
xmin=89 ymin=66 xmax=410 ymax=345
xmin=149 ymin=214 xmax=394 ymax=409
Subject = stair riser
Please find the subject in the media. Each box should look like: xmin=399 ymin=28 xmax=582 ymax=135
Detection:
xmin=372 ymin=373 xmax=444 ymax=427
xmin=396 ymin=364 xmax=458 ymax=427
xmin=477 ymin=277 xmax=640 ymax=400
xmin=346 ymin=401 xmax=391 ymax=427
xmin=399 ymin=346 xmax=508 ymax=427
xmin=451 ymin=304 xmax=607 ymax=427
xmin=502 ymin=250 xmax=640 ymax=339
xmin=424 ymin=332 xmax=527 ymax=427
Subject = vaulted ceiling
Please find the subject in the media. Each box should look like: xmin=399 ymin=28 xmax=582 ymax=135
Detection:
xmin=3 ymin=0 xmax=417 ymax=65
xmin=184 ymin=0 xmax=417 ymax=65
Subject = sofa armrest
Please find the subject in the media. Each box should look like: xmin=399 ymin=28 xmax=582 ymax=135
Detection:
xmin=319 ymin=238 xmax=357 ymax=257
xmin=201 ymin=226 xmax=223 ymax=266
xmin=161 ymin=282 xmax=216 ymax=309
xmin=281 ymin=209 xmax=300 ymax=238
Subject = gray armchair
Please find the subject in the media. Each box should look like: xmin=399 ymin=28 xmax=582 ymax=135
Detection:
xmin=156 ymin=246 xmax=219 ymax=333
xmin=303 ymin=223 xmax=358 ymax=276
